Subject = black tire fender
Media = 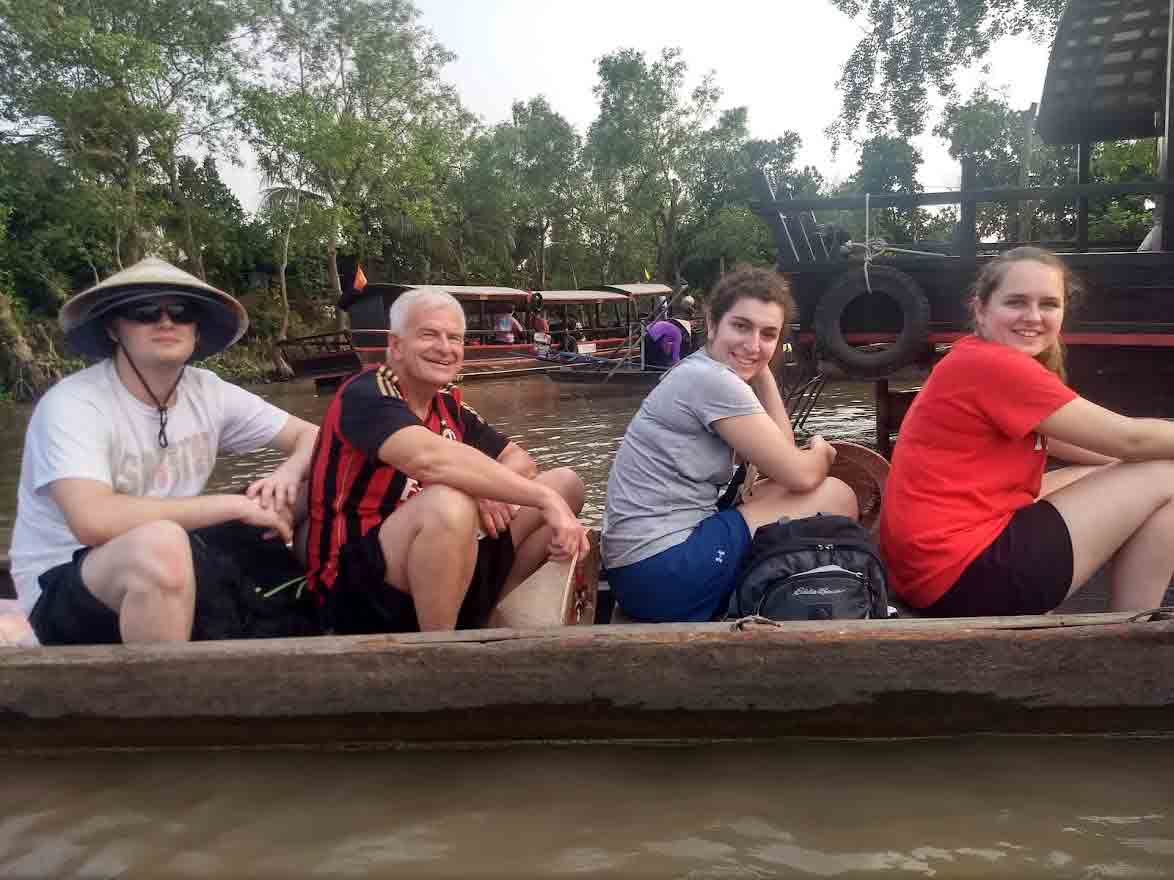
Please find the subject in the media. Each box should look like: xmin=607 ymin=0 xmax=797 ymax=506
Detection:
xmin=814 ymin=265 xmax=930 ymax=378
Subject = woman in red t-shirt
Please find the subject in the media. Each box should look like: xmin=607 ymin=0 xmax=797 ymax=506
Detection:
xmin=881 ymin=246 xmax=1174 ymax=616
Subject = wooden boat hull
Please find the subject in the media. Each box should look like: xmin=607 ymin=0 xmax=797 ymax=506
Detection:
xmin=3 ymin=446 xmax=1170 ymax=751
xmin=2 ymin=612 xmax=1173 ymax=751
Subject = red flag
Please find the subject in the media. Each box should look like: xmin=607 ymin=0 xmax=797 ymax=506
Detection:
xmin=353 ymin=264 xmax=368 ymax=292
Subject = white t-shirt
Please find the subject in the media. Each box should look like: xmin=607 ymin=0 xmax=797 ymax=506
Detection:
xmin=7 ymin=360 xmax=289 ymax=615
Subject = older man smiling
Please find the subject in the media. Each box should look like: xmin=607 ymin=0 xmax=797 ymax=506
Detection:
xmin=303 ymin=287 xmax=587 ymax=633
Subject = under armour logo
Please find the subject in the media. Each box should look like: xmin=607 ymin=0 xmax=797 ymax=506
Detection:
xmin=714 ymin=549 xmax=726 ymax=564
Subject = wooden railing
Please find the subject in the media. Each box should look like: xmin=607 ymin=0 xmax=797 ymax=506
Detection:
xmin=754 ymin=165 xmax=1174 ymax=261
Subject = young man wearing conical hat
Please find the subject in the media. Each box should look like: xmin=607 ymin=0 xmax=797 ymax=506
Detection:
xmin=5 ymin=257 xmax=319 ymax=646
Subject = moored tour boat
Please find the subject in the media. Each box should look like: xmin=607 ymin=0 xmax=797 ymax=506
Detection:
xmin=2 ymin=442 xmax=1173 ymax=752
xmin=279 ymin=282 xmax=676 ymax=389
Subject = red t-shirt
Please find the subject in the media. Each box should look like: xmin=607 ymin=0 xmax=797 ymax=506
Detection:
xmin=879 ymin=336 xmax=1078 ymax=607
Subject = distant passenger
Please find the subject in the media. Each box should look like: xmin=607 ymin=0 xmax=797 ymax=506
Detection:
xmin=602 ymin=267 xmax=858 ymax=622
xmin=7 ymin=258 xmax=319 ymax=646
xmin=531 ymin=309 xmax=550 ymax=334
xmin=883 ymin=246 xmax=1174 ymax=616
xmin=304 ymin=288 xmax=588 ymax=633
xmin=644 ymin=295 xmax=696 ymax=368
xmin=493 ymin=305 xmax=526 ymax=344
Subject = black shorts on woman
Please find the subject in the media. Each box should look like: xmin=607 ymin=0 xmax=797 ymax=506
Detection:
xmin=925 ymin=499 xmax=1074 ymax=617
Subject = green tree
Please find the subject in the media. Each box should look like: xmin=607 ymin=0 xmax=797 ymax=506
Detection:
xmin=934 ymin=86 xmax=1157 ymax=245
xmin=0 ymin=0 xmax=254 ymax=273
xmin=827 ymin=0 xmax=1065 ymax=139
xmin=439 ymin=127 xmax=523 ymax=284
xmin=935 ymin=86 xmax=1030 ymax=238
xmin=848 ymin=134 xmax=924 ymax=240
xmin=587 ymin=47 xmax=722 ymax=289
xmin=247 ymin=0 xmax=462 ymax=319
xmin=504 ymin=97 xmax=581 ymax=289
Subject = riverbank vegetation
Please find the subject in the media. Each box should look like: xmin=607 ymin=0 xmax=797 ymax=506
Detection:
xmin=0 ymin=0 xmax=1153 ymax=398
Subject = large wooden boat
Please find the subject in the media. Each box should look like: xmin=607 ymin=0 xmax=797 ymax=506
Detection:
xmin=279 ymin=282 xmax=674 ymax=389
xmin=3 ymin=442 xmax=1173 ymax=752
xmin=753 ymin=0 xmax=1174 ymax=417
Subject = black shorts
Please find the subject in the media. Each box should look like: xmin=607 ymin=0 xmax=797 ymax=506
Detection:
xmin=926 ymin=499 xmax=1074 ymax=617
xmin=325 ymin=528 xmax=516 ymax=634
xmin=29 ymin=522 xmax=317 ymax=646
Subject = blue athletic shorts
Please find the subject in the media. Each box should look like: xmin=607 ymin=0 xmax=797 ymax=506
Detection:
xmin=607 ymin=508 xmax=752 ymax=622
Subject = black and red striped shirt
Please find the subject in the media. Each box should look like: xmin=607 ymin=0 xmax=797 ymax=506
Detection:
xmin=304 ymin=365 xmax=509 ymax=594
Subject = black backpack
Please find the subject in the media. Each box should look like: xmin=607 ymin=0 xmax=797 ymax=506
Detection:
xmin=189 ymin=522 xmax=320 ymax=641
xmin=726 ymin=514 xmax=890 ymax=621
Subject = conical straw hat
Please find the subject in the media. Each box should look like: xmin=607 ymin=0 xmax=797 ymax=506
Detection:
xmin=60 ymin=257 xmax=249 ymax=361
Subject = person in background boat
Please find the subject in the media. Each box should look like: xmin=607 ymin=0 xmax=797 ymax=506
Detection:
xmin=5 ymin=258 xmax=319 ymax=647
xmin=602 ymin=267 xmax=859 ymax=622
xmin=531 ymin=309 xmax=550 ymax=334
xmin=304 ymin=288 xmax=588 ymax=633
xmin=493 ymin=305 xmax=526 ymax=344
xmin=644 ymin=295 xmax=697 ymax=368
xmin=882 ymin=246 xmax=1174 ymax=617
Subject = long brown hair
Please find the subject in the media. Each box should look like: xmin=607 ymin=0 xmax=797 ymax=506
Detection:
xmin=969 ymin=246 xmax=1082 ymax=381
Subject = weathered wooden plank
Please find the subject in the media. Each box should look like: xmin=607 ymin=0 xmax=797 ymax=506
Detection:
xmin=1 ymin=614 xmax=1172 ymax=749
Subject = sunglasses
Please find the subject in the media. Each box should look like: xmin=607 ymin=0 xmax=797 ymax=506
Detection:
xmin=119 ymin=301 xmax=200 ymax=325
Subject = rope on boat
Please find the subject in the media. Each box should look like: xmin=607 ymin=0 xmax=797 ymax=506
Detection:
xmin=854 ymin=192 xmax=952 ymax=290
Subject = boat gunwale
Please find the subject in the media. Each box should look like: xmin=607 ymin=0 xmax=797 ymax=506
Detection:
xmin=2 ymin=612 xmax=1173 ymax=749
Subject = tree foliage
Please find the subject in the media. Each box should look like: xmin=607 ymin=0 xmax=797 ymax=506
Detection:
xmin=0 ymin=0 xmax=1159 ymax=400
xmin=827 ymin=0 xmax=1065 ymax=139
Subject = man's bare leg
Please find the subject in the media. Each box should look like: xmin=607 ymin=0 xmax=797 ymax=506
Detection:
xmin=78 ymin=520 xmax=197 ymax=643
xmin=500 ymin=468 xmax=585 ymax=593
xmin=377 ymin=485 xmax=480 ymax=631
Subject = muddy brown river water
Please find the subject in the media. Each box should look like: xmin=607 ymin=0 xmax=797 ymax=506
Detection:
xmin=1 ymin=376 xmax=1172 ymax=879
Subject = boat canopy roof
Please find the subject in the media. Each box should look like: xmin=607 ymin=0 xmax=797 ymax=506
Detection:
xmin=1037 ymin=0 xmax=1169 ymax=145
xmin=341 ymin=281 xmax=669 ymax=312
xmin=534 ymin=290 xmax=630 ymax=305
xmin=592 ymin=282 xmax=672 ymax=298
xmin=384 ymin=284 xmax=533 ymax=303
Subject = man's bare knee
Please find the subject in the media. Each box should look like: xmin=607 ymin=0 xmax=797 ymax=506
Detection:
xmin=83 ymin=520 xmax=194 ymax=611
xmin=541 ymin=467 xmax=585 ymax=512
xmin=123 ymin=521 xmax=193 ymax=599
xmin=417 ymin=485 xmax=478 ymax=533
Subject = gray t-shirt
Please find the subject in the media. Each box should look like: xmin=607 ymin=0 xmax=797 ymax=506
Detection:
xmin=602 ymin=350 xmax=765 ymax=569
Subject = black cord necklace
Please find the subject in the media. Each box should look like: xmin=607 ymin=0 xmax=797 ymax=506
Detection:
xmin=120 ymin=350 xmax=185 ymax=449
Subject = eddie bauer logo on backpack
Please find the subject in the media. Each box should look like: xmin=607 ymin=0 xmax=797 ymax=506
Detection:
xmin=726 ymin=514 xmax=891 ymax=621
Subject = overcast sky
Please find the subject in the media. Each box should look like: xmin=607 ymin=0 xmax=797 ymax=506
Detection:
xmin=221 ymin=0 xmax=1051 ymax=212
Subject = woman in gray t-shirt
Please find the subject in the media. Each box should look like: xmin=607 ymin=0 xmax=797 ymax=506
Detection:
xmin=602 ymin=267 xmax=859 ymax=621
